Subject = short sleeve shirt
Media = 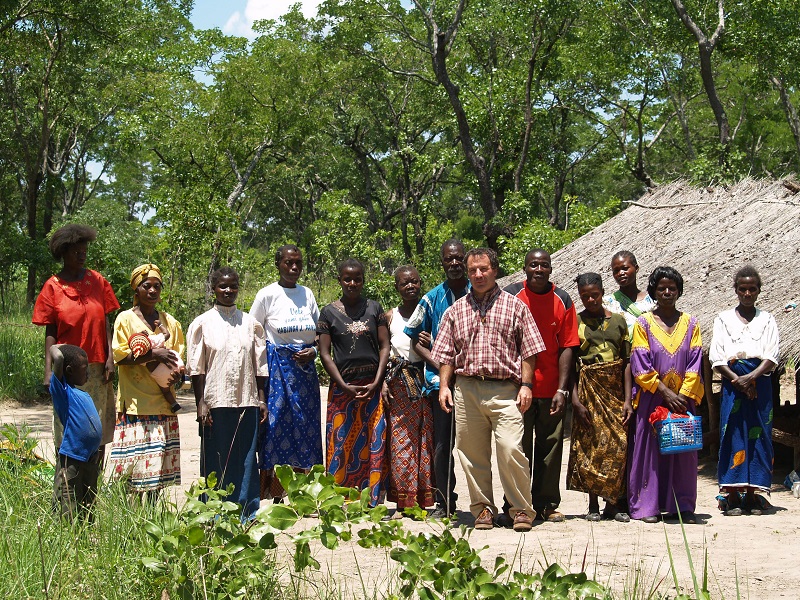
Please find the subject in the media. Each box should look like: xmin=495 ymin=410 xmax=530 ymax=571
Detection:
xmin=50 ymin=374 xmax=102 ymax=461
xmin=504 ymin=281 xmax=580 ymax=398
xmin=249 ymin=282 xmax=319 ymax=346
xmin=32 ymin=270 xmax=120 ymax=364
xmin=317 ymin=299 xmax=386 ymax=379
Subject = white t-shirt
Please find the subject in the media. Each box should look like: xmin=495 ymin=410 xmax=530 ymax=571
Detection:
xmin=709 ymin=308 xmax=780 ymax=368
xmin=388 ymin=308 xmax=421 ymax=363
xmin=249 ymin=282 xmax=319 ymax=345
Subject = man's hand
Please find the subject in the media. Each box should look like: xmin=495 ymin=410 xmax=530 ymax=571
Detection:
xmin=550 ymin=390 xmax=566 ymax=415
xmin=622 ymin=399 xmax=634 ymax=426
xmin=439 ymin=387 xmax=454 ymax=413
xmin=516 ymin=385 xmax=532 ymax=413
xmin=418 ymin=331 xmax=432 ymax=349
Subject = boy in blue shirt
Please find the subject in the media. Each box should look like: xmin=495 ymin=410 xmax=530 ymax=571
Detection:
xmin=49 ymin=344 xmax=103 ymax=519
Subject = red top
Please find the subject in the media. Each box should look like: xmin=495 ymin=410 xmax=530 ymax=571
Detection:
xmin=32 ymin=269 xmax=120 ymax=364
xmin=430 ymin=286 xmax=545 ymax=384
xmin=504 ymin=281 xmax=579 ymax=398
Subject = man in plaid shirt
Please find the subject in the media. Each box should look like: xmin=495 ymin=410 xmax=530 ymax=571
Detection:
xmin=430 ymin=248 xmax=545 ymax=532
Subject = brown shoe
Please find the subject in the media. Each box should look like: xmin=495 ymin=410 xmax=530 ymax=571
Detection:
xmin=474 ymin=507 xmax=494 ymax=530
xmin=541 ymin=508 xmax=565 ymax=523
xmin=513 ymin=510 xmax=533 ymax=532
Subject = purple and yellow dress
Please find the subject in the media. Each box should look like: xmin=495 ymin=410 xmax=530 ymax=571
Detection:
xmin=628 ymin=312 xmax=704 ymax=519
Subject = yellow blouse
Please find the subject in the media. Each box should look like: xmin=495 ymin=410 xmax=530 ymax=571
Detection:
xmin=113 ymin=309 xmax=185 ymax=415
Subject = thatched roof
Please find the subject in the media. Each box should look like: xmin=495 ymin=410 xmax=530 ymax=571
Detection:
xmin=498 ymin=178 xmax=800 ymax=366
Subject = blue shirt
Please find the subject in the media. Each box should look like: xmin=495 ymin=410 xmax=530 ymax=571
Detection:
xmin=403 ymin=280 xmax=469 ymax=394
xmin=50 ymin=375 xmax=102 ymax=462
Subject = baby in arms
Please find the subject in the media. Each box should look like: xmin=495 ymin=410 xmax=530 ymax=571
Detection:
xmin=128 ymin=320 xmax=184 ymax=413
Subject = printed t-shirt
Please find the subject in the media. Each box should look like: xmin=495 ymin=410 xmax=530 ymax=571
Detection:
xmin=32 ymin=270 xmax=120 ymax=364
xmin=249 ymin=282 xmax=319 ymax=345
xmin=504 ymin=281 xmax=579 ymax=398
xmin=50 ymin=374 xmax=102 ymax=461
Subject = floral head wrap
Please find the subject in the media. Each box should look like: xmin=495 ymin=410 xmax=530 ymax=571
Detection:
xmin=130 ymin=264 xmax=162 ymax=305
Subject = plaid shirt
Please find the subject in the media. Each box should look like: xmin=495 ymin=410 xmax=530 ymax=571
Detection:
xmin=430 ymin=286 xmax=545 ymax=384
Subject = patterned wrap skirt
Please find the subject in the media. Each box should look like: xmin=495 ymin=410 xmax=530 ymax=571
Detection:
xmin=110 ymin=413 xmax=181 ymax=492
xmin=326 ymin=365 xmax=387 ymax=506
xmin=717 ymin=358 xmax=773 ymax=492
xmin=385 ymin=358 xmax=435 ymax=509
xmin=567 ymin=359 xmax=628 ymax=500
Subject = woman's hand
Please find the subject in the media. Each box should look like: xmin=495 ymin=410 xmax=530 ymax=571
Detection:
xmin=355 ymin=380 xmax=380 ymax=401
xmin=151 ymin=347 xmax=178 ymax=368
xmin=104 ymin=356 xmax=115 ymax=383
xmin=622 ymin=400 xmax=634 ymax=426
xmin=660 ymin=387 xmax=687 ymax=413
xmin=731 ymin=374 xmax=757 ymax=399
xmin=258 ymin=401 xmax=268 ymax=424
xmin=571 ymin=400 xmax=591 ymax=428
xmin=197 ymin=398 xmax=213 ymax=426
xmin=339 ymin=383 xmax=359 ymax=400
xmin=292 ymin=347 xmax=316 ymax=365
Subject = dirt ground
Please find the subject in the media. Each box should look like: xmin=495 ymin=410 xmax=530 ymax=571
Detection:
xmin=3 ymin=382 xmax=799 ymax=599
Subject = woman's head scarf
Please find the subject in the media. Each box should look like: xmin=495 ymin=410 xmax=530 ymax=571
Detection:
xmin=130 ymin=264 xmax=162 ymax=305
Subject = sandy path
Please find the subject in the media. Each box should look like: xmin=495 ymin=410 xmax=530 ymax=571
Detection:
xmin=2 ymin=392 xmax=798 ymax=599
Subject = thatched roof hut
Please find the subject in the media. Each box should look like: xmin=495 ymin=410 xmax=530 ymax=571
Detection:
xmin=498 ymin=178 xmax=800 ymax=366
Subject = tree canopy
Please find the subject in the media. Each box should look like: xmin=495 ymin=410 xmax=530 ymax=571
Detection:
xmin=1 ymin=0 xmax=798 ymax=318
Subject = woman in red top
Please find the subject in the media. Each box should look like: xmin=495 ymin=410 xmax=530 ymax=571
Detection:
xmin=32 ymin=224 xmax=120 ymax=458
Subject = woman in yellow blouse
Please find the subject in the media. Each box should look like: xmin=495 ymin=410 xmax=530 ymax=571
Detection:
xmin=109 ymin=264 xmax=185 ymax=495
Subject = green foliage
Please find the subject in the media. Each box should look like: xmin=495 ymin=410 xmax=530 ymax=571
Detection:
xmin=498 ymin=198 xmax=621 ymax=274
xmin=142 ymin=473 xmax=279 ymax=599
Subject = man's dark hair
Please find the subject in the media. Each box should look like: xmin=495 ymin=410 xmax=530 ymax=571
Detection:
xmin=465 ymin=247 xmax=499 ymax=271
xmin=61 ymin=344 xmax=88 ymax=372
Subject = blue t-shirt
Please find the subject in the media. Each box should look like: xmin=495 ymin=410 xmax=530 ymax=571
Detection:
xmin=50 ymin=375 xmax=102 ymax=461
xmin=403 ymin=280 xmax=469 ymax=395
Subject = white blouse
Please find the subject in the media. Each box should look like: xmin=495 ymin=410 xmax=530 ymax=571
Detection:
xmin=388 ymin=308 xmax=421 ymax=363
xmin=709 ymin=308 xmax=780 ymax=368
xmin=186 ymin=305 xmax=269 ymax=409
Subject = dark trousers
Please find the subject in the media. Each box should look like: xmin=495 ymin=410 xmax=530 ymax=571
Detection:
xmin=503 ymin=397 xmax=564 ymax=513
xmin=52 ymin=452 xmax=100 ymax=520
xmin=430 ymin=390 xmax=458 ymax=509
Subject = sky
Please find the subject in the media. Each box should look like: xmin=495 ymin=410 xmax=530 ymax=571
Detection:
xmin=190 ymin=0 xmax=324 ymax=37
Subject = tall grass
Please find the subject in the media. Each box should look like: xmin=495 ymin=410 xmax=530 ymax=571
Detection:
xmin=0 ymin=305 xmax=42 ymax=403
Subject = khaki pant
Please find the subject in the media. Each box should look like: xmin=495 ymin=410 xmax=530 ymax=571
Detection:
xmin=453 ymin=376 xmax=533 ymax=518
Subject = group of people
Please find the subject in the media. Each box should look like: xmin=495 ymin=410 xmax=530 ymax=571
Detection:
xmin=34 ymin=224 xmax=780 ymax=529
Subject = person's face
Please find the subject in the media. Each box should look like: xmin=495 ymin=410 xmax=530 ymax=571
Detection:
xmin=735 ymin=276 xmax=760 ymax=308
xmin=214 ymin=274 xmax=239 ymax=307
xmin=277 ymin=250 xmax=303 ymax=287
xmin=67 ymin=356 xmax=89 ymax=387
xmin=611 ymin=256 xmax=638 ymax=288
xmin=338 ymin=266 xmax=364 ymax=300
xmin=395 ymin=270 xmax=421 ymax=303
xmin=466 ymin=254 xmax=497 ymax=295
xmin=136 ymin=277 xmax=162 ymax=307
xmin=654 ymin=277 xmax=680 ymax=308
xmin=441 ymin=245 xmax=465 ymax=281
xmin=578 ymin=284 xmax=604 ymax=314
xmin=62 ymin=241 xmax=88 ymax=271
xmin=524 ymin=251 xmax=552 ymax=292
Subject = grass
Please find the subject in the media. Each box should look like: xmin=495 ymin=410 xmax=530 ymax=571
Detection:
xmin=0 ymin=306 xmax=43 ymax=403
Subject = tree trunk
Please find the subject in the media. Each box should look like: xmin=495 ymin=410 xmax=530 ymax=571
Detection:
xmin=772 ymin=75 xmax=800 ymax=167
